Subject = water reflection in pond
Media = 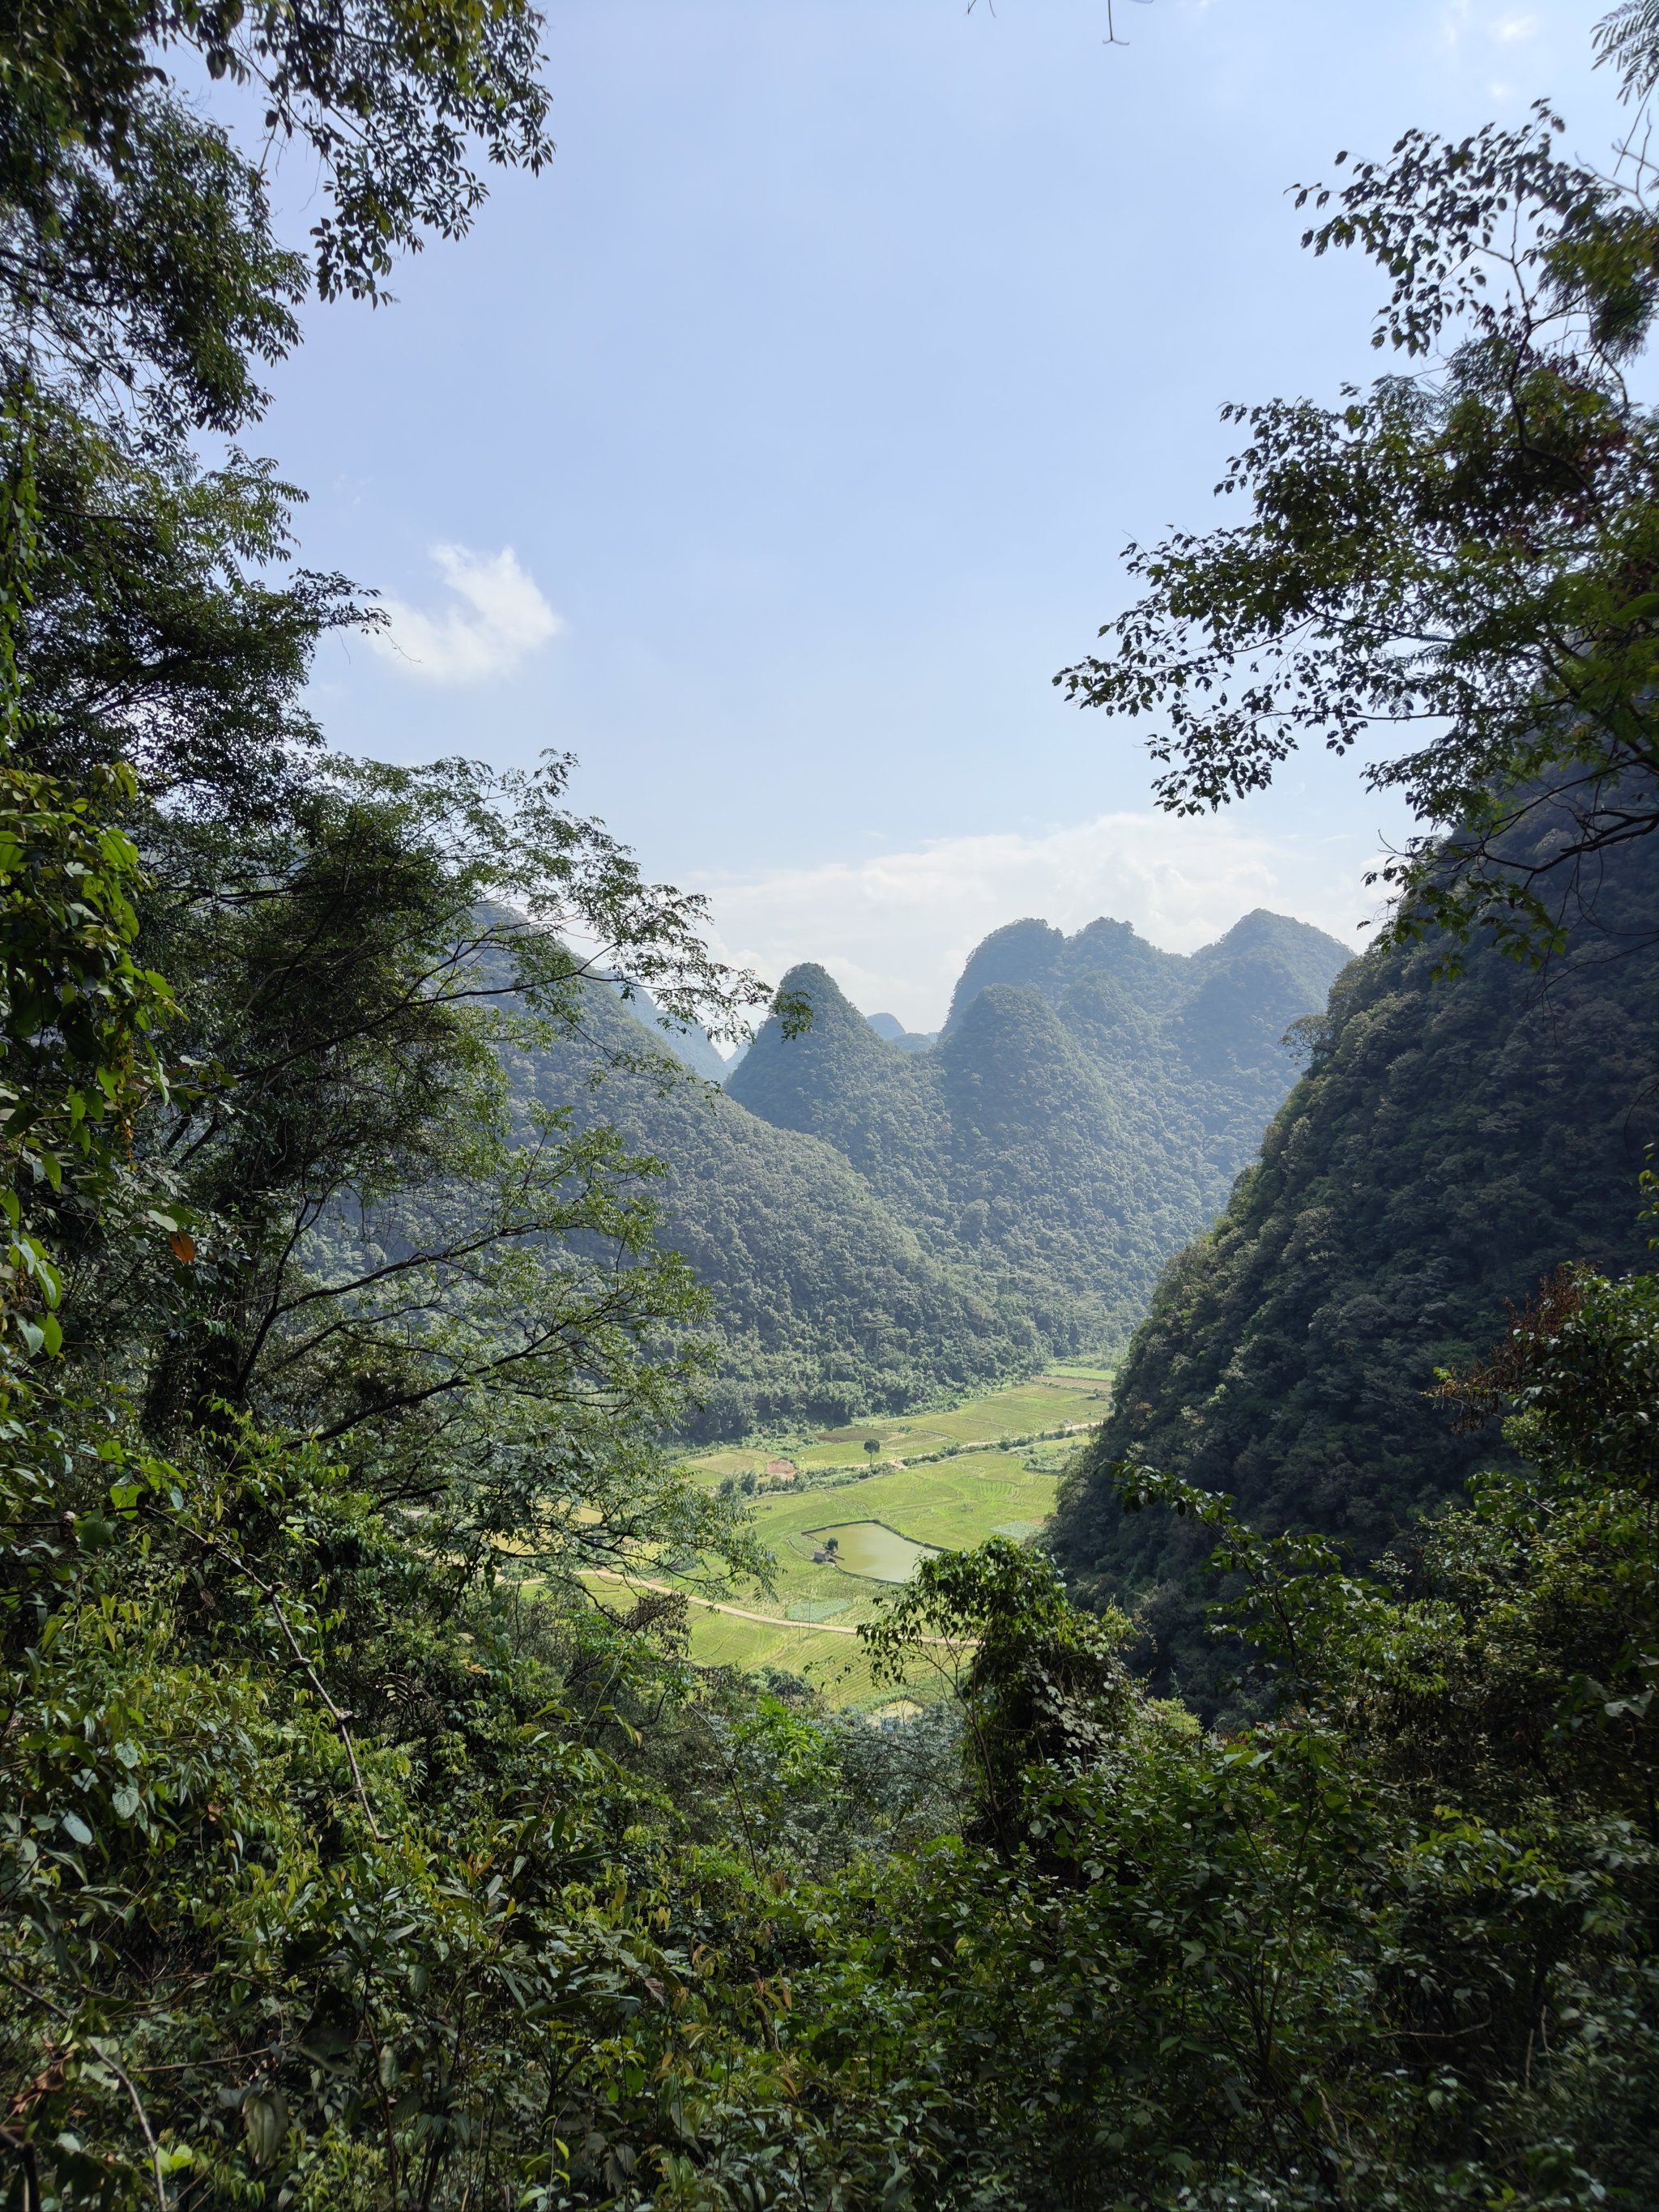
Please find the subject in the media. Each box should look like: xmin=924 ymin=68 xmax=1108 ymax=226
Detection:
xmin=808 ymin=1521 xmax=942 ymax=1583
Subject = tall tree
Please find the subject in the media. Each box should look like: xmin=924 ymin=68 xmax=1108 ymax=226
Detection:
xmin=1056 ymin=11 xmax=1659 ymax=958
xmin=0 ymin=0 xmax=553 ymax=429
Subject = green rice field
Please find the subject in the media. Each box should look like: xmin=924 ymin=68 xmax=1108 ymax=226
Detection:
xmin=631 ymin=1369 xmax=1112 ymax=1706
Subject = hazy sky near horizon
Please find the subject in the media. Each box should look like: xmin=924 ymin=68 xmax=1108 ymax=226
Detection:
xmin=257 ymin=0 xmax=1630 ymax=1029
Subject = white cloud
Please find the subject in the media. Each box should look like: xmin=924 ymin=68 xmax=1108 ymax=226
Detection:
xmin=1433 ymin=3 xmax=1538 ymax=57
xmin=369 ymin=544 xmax=561 ymax=684
xmin=697 ymin=812 xmax=1391 ymax=1034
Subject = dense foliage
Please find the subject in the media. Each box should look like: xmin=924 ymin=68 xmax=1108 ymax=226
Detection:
xmin=4 ymin=0 xmax=1659 ymax=2201
xmin=726 ymin=911 xmax=1348 ymax=1364
xmin=12 ymin=1162 xmax=1659 ymax=2207
xmin=1 ymin=0 xmax=553 ymax=433
xmin=1051 ymin=808 xmax=1659 ymax=1705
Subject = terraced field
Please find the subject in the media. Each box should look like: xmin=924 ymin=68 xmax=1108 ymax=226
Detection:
xmin=646 ymin=1370 xmax=1111 ymax=1705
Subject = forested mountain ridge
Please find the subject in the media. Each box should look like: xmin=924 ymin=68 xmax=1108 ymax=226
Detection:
xmin=726 ymin=910 xmax=1351 ymax=1356
xmin=616 ymin=985 xmax=731 ymax=1082
xmin=1050 ymin=828 xmax=1659 ymax=1699
xmin=943 ymin=906 xmax=1339 ymax=1029
xmin=487 ymin=910 xmax=1346 ymax=1437
xmin=504 ymin=977 xmax=1035 ymax=1438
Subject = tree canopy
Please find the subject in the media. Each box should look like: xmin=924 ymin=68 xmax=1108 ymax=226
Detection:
xmin=1 ymin=0 xmax=553 ymax=429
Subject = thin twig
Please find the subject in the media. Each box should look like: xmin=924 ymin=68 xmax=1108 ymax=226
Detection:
xmin=146 ymin=1507 xmax=383 ymax=1841
xmin=97 ymin=2048 xmax=169 ymax=2212
xmin=0 ymin=1980 xmax=169 ymax=2212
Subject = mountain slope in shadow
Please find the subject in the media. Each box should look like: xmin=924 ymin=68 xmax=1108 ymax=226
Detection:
xmin=1048 ymin=839 xmax=1659 ymax=1707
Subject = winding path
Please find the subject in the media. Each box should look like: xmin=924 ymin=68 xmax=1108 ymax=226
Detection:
xmin=588 ymin=1571 xmax=970 ymax=1647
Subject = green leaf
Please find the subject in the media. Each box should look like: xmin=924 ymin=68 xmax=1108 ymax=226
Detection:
xmin=241 ymin=2087 xmax=288 ymax=2166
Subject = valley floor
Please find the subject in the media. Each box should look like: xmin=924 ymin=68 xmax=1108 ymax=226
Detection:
xmin=595 ymin=1369 xmax=1111 ymax=1707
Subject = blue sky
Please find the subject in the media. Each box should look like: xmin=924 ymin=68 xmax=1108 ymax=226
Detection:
xmin=252 ymin=0 xmax=1629 ymax=1028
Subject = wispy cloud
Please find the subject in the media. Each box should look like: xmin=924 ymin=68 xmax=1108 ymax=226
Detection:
xmin=369 ymin=544 xmax=561 ymax=684
xmin=698 ymin=812 xmax=1388 ymax=1034
xmin=1435 ymin=2 xmax=1540 ymax=56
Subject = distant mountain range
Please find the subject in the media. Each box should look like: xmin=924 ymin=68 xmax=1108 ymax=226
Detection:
xmin=866 ymin=1012 xmax=937 ymax=1052
xmin=515 ymin=910 xmax=1350 ymax=1438
xmin=727 ymin=910 xmax=1350 ymax=1353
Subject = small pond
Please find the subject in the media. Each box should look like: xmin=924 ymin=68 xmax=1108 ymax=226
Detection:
xmin=808 ymin=1520 xmax=942 ymax=1584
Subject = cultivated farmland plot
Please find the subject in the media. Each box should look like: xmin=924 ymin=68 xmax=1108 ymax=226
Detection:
xmin=596 ymin=1370 xmax=1111 ymax=1707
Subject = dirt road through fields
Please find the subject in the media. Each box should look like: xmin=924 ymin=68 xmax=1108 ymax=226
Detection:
xmin=588 ymin=1571 xmax=970 ymax=1647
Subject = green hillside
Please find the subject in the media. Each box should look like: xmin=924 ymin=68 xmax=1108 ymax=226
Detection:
xmin=1049 ymin=834 xmax=1659 ymax=1701
xmin=502 ymin=978 xmax=1035 ymax=1438
xmin=616 ymin=984 xmax=731 ymax=1081
xmin=727 ymin=909 xmax=1351 ymax=1356
xmin=493 ymin=910 xmax=1345 ymax=1438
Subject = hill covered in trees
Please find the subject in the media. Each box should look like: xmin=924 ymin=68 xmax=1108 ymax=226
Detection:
xmin=1049 ymin=829 xmax=1659 ymax=1700
xmin=497 ymin=908 xmax=1344 ymax=1440
xmin=505 ymin=980 xmax=1037 ymax=1438
xmin=726 ymin=910 xmax=1350 ymax=1357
